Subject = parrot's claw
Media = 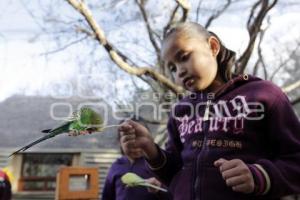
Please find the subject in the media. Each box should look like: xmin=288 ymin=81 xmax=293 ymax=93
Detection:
xmin=68 ymin=130 xmax=79 ymax=136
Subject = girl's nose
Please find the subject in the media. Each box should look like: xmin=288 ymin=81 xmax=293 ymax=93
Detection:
xmin=178 ymin=66 xmax=187 ymax=78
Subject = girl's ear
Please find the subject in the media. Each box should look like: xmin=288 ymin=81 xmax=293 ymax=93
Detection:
xmin=208 ymin=36 xmax=220 ymax=57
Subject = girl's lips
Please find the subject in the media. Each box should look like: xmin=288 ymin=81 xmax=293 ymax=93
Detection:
xmin=185 ymin=78 xmax=195 ymax=88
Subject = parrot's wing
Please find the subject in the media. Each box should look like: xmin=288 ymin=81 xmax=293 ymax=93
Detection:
xmin=8 ymin=133 xmax=56 ymax=157
xmin=121 ymin=173 xmax=145 ymax=186
xmin=121 ymin=172 xmax=167 ymax=193
xmin=41 ymin=121 xmax=72 ymax=134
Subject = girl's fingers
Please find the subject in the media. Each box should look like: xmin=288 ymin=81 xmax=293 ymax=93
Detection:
xmin=225 ymin=175 xmax=247 ymax=187
xmin=221 ymin=167 xmax=242 ymax=179
xmin=118 ymin=122 xmax=133 ymax=132
xmin=232 ymin=183 xmax=252 ymax=193
xmin=120 ymin=134 xmax=136 ymax=143
xmin=216 ymin=159 xmax=241 ymax=172
xmin=214 ymin=158 xmax=227 ymax=167
xmin=215 ymin=159 xmax=255 ymax=194
xmin=119 ymin=127 xmax=135 ymax=136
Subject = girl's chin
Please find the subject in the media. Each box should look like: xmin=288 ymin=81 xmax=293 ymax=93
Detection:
xmin=185 ymin=83 xmax=208 ymax=92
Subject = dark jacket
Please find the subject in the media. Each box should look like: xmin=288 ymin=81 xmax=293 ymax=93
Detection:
xmin=102 ymin=156 xmax=170 ymax=200
xmin=147 ymin=75 xmax=300 ymax=200
xmin=0 ymin=170 xmax=11 ymax=200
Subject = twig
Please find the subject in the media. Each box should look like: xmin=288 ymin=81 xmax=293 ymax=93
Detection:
xmin=135 ymin=0 xmax=161 ymax=62
xmin=40 ymin=35 xmax=89 ymax=56
xmin=163 ymin=4 xmax=180 ymax=37
xmin=205 ymin=0 xmax=232 ymax=28
xmin=282 ymin=80 xmax=300 ymax=93
xmin=196 ymin=0 xmax=204 ymax=22
xmin=253 ymin=17 xmax=270 ymax=79
xmin=291 ymin=96 xmax=300 ymax=105
xmin=235 ymin=0 xmax=278 ymax=74
xmin=270 ymin=41 xmax=300 ymax=81
xmin=176 ymin=0 xmax=190 ymax=22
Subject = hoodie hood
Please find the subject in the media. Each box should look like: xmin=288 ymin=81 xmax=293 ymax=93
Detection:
xmin=214 ymin=74 xmax=262 ymax=99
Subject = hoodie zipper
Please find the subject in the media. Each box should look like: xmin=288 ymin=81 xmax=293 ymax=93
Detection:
xmin=192 ymin=100 xmax=211 ymax=200
xmin=191 ymin=75 xmax=249 ymax=199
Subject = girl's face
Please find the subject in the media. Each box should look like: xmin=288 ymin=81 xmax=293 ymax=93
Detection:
xmin=162 ymin=32 xmax=221 ymax=92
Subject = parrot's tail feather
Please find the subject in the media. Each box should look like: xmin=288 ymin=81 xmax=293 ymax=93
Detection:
xmin=41 ymin=129 xmax=51 ymax=133
xmin=8 ymin=134 xmax=56 ymax=157
xmin=8 ymin=146 xmax=27 ymax=158
xmin=141 ymin=183 xmax=168 ymax=193
xmin=8 ymin=147 xmax=30 ymax=158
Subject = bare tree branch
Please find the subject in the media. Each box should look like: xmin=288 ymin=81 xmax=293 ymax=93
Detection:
xmin=75 ymin=26 xmax=161 ymax=93
xmin=196 ymin=0 xmax=204 ymax=22
xmin=270 ymin=41 xmax=300 ymax=81
xmin=135 ymin=0 xmax=161 ymax=62
xmin=282 ymin=80 xmax=300 ymax=93
xmin=235 ymin=0 xmax=278 ymax=74
xmin=40 ymin=35 xmax=89 ymax=56
xmin=291 ymin=96 xmax=300 ymax=105
xmin=163 ymin=4 xmax=180 ymax=37
xmin=75 ymin=26 xmax=147 ymax=69
xmin=253 ymin=17 xmax=270 ymax=79
xmin=66 ymin=0 xmax=183 ymax=94
xmin=205 ymin=0 xmax=232 ymax=28
xmin=176 ymin=0 xmax=191 ymax=22
xmin=75 ymin=25 xmax=95 ymax=38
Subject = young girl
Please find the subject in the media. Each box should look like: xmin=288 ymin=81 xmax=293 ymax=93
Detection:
xmin=118 ymin=22 xmax=300 ymax=200
xmin=102 ymin=120 xmax=171 ymax=200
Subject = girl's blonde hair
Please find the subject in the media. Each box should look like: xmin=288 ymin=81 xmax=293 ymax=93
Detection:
xmin=164 ymin=22 xmax=236 ymax=82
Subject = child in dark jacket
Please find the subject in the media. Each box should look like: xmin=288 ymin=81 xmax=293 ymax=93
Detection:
xmin=0 ymin=169 xmax=12 ymax=200
xmin=102 ymin=123 xmax=171 ymax=200
xmin=118 ymin=22 xmax=300 ymax=200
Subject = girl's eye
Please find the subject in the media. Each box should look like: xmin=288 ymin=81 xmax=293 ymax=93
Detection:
xmin=179 ymin=53 xmax=190 ymax=62
xmin=169 ymin=64 xmax=177 ymax=72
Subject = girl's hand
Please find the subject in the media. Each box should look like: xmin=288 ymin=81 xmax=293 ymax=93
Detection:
xmin=145 ymin=177 xmax=162 ymax=193
xmin=118 ymin=120 xmax=158 ymax=160
xmin=214 ymin=158 xmax=255 ymax=194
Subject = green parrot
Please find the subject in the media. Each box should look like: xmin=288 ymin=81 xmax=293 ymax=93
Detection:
xmin=121 ymin=172 xmax=167 ymax=192
xmin=9 ymin=107 xmax=113 ymax=157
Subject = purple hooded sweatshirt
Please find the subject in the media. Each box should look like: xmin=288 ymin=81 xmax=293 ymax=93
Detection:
xmin=102 ymin=156 xmax=171 ymax=200
xmin=147 ymin=74 xmax=300 ymax=200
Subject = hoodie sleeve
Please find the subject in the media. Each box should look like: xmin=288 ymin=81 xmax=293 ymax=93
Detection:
xmin=146 ymin=116 xmax=183 ymax=186
xmin=101 ymin=166 xmax=116 ymax=200
xmin=255 ymin=88 xmax=300 ymax=198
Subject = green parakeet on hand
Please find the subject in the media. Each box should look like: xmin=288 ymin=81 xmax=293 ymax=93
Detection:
xmin=9 ymin=107 xmax=114 ymax=157
xmin=121 ymin=172 xmax=167 ymax=192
